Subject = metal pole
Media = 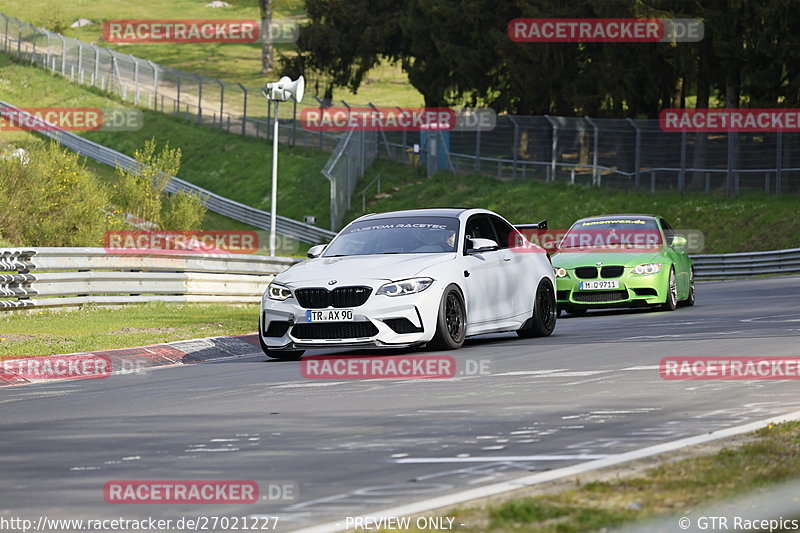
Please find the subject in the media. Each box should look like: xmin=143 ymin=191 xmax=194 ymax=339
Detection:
xmin=679 ymin=131 xmax=687 ymax=192
xmin=148 ymin=60 xmax=159 ymax=107
xmin=626 ymin=118 xmax=641 ymax=191
xmin=93 ymin=46 xmax=100 ymax=87
xmin=508 ymin=115 xmax=519 ymax=179
xmin=292 ymin=98 xmax=297 ymax=145
xmin=216 ymin=79 xmax=224 ymax=129
xmin=475 ymin=126 xmax=481 ymax=173
xmin=270 ymin=100 xmax=280 ymax=257
xmin=195 ymin=74 xmax=203 ymax=122
xmin=584 ymin=116 xmax=599 ymax=186
xmin=544 ymin=115 xmax=558 ymax=182
xmin=177 ymin=76 xmax=182 ymax=114
xmin=133 ymin=59 xmax=140 ymax=104
xmin=776 ymin=131 xmax=783 ymax=194
xmin=60 ymin=34 xmax=66 ymax=76
xmin=267 ymin=97 xmax=272 ymax=140
xmin=238 ymin=83 xmax=247 ymax=135
xmin=726 ymin=132 xmax=735 ymax=195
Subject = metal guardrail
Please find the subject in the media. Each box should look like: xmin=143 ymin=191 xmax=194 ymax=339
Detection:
xmin=1 ymin=247 xmax=797 ymax=311
xmin=0 ymin=100 xmax=337 ymax=244
xmin=690 ymin=248 xmax=800 ymax=279
xmin=0 ymin=248 xmax=301 ymax=310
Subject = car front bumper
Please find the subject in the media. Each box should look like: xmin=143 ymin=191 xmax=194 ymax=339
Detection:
xmin=259 ymin=283 xmax=444 ymax=351
xmin=555 ymin=267 xmax=670 ymax=309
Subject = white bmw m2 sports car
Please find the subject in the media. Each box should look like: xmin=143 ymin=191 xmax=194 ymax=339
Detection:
xmin=259 ymin=208 xmax=556 ymax=359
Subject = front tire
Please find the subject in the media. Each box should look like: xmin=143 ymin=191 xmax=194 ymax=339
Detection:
xmin=660 ymin=267 xmax=678 ymax=311
xmin=518 ymin=279 xmax=557 ymax=338
xmin=428 ymin=284 xmax=466 ymax=350
xmin=259 ymin=325 xmax=304 ymax=360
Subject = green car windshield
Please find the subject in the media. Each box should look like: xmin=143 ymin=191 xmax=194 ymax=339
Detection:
xmin=560 ymin=217 xmax=663 ymax=249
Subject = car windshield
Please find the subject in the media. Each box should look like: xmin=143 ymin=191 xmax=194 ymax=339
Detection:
xmin=560 ymin=217 xmax=663 ymax=249
xmin=323 ymin=216 xmax=460 ymax=257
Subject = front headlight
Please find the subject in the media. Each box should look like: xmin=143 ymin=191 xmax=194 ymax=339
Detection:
xmin=554 ymin=267 xmax=568 ymax=278
xmin=266 ymin=282 xmax=292 ymax=301
xmin=632 ymin=263 xmax=662 ymax=275
xmin=376 ymin=277 xmax=434 ymax=297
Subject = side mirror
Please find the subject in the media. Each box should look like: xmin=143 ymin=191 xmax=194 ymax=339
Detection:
xmin=307 ymin=244 xmax=327 ymax=258
xmin=672 ymin=236 xmax=687 ymax=248
xmin=467 ymin=238 xmax=499 ymax=254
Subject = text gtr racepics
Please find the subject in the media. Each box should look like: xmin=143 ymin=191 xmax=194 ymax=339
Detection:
xmin=551 ymin=215 xmax=695 ymax=315
xmin=259 ymin=208 xmax=556 ymax=360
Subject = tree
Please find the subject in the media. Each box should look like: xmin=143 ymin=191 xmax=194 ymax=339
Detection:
xmin=259 ymin=0 xmax=274 ymax=74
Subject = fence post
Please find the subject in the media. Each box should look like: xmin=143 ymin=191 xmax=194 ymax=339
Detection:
xmin=216 ymin=79 xmax=224 ymax=129
xmin=509 ymin=115 xmax=519 ymax=179
xmin=133 ymin=58 xmax=140 ymax=104
xmin=45 ymin=31 xmax=50 ymax=69
xmin=148 ymin=60 xmax=159 ymax=108
xmin=30 ymin=25 xmax=36 ymax=63
xmin=475 ymin=123 xmax=481 ymax=173
xmin=195 ymin=74 xmax=203 ymax=122
xmin=776 ymin=131 xmax=783 ymax=194
xmin=17 ymin=20 xmax=21 ymax=57
xmin=313 ymin=96 xmax=326 ymax=150
xmin=238 ymin=83 xmax=247 ymax=135
xmin=626 ymin=118 xmax=641 ymax=191
xmin=584 ymin=116 xmax=599 ymax=186
xmin=93 ymin=45 xmax=100 ymax=87
xmin=679 ymin=131 xmax=687 ymax=192
xmin=544 ymin=115 xmax=558 ymax=182
xmin=726 ymin=132 xmax=735 ymax=195
xmin=60 ymin=34 xmax=66 ymax=76
xmin=4 ymin=15 xmax=8 ymax=53
xmin=176 ymin=76 xmax=182 ymax=114
xmin=77 ymin=43 xmax=83 ymax=81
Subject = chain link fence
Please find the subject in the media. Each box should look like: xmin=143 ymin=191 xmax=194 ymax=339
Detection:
xmin=322 ymin=128 xmax=378 ymax=230
xmin=381 ymin=115 xmax=800 ymax=194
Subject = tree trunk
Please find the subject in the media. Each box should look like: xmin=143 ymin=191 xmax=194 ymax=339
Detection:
xmin=259 ymin=0 xmax=274 ymax=75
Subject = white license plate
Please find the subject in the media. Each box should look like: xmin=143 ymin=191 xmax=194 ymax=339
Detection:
xmin=579 ymin=280 xmax=620 ymax=290
xmin=306 ymin=309 xmax=354 ymax=322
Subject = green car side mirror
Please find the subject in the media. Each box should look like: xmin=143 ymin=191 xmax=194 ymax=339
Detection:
xmin=672 ymin=236 xmax=687 ymax=247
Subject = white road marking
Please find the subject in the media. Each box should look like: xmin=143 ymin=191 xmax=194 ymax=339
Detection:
xmin=292 ymin=409 xmax=800 ymax=533
xmin=396 ymin=454 xmax=610 ymax=463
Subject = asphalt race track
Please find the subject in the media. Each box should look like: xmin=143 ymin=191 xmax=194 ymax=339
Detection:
xmin=1 ymin=276 xmax=799 ymax=532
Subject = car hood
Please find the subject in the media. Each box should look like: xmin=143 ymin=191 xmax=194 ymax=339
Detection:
xmin=551 ymin=250 xmax=662 ymax=269
xmin=276 ymin=253 xmax=458 ymax=285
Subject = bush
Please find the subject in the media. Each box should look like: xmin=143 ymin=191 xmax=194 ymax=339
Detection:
xmin=113 ymin=139 xmax=206 ymax=230
xmin=0 ymin=142 xmax=115 ymax=246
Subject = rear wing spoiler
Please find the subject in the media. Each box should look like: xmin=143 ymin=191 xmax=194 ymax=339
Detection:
xmin=515 ymin=219 xmax=547 ymax=231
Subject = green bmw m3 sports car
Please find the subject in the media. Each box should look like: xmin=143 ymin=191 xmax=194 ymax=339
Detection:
xmin=551 ymin=215 xmax=695 ymax=315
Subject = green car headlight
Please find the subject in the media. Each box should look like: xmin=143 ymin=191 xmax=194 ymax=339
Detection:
xmin=554 ymin=267 xmax=568 ymax=278
xmin=632 ymin=263 xmax=662 ymax=275
xmin=266 ymin=282 xmax=292 ymax=301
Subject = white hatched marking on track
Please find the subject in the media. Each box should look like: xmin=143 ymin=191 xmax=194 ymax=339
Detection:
xmin=396 ymin=454 xmax=611 ymax=463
